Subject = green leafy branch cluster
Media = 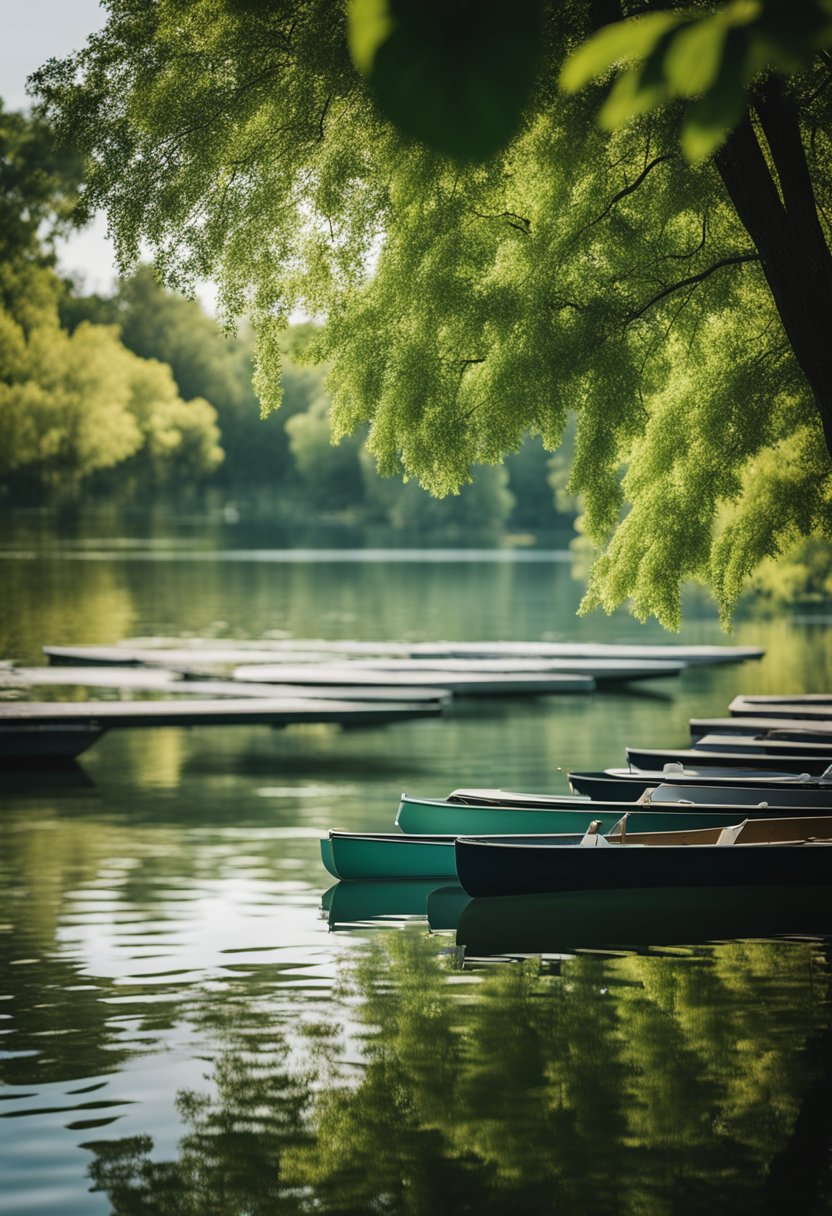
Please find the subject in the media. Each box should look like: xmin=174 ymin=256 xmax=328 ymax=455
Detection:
xmin=30 ymin=0 xmax=832 ymax=625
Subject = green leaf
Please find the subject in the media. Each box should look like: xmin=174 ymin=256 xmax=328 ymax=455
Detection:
xmin=663 ymin=16 xmax=732 ymax=97
xmin=560 ymin=11 xmax=689 ymax=93
xmin=352 ymin=0 xmax=542 ymax=162
xmin=680 ymin=36 xmax=748 ymax=162
xmin=598 ymin=66 xmax=668 ymax=130
xmin=347 ymin=0 xmax=395 ymax=76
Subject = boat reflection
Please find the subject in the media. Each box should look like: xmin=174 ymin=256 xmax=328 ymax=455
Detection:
xmin=323 ymin=879 xmax=464 ymax=928
xmin=457 ymin=885 xmax=832 ymax=957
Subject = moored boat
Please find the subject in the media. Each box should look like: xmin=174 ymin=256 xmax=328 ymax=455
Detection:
xmin=454 ymin=820 xmax=832 ymax=898
xmin=689 ymin=716 xmax=832 ymax=742
xmin=323 ymin=832 xmax=459 ymax=880
xmin=568 ymin=769 xmax=832 ymax=801
xmin=626 ymin=744 xmax=832 ymax=772
xmin=730 ymin=696 xmax=832 ymax=720
xmin=394 ymin=794 xmax=832 ymax=839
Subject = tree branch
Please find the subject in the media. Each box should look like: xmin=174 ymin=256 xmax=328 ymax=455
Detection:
xmin=470 ymin=209 xmax=531 ymax=235
xmin=625 ymin=253 xmax=760 ymax=324
xmin=578 ymin=152 xmax=674 ymax=239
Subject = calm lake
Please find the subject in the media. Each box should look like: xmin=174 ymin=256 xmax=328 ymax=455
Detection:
xmin=1 ymin=510 xmax=831 ymax=1215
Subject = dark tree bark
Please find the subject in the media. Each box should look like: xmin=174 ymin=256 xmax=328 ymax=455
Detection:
xmin=714 ymin=79 xmax=832 ymax=460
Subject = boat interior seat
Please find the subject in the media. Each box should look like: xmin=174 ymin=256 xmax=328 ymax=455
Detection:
xmin=716 ymin=821 xmax=747 ymax=846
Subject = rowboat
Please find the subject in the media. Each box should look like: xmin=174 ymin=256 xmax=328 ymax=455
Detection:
xmin=625 ymin=745 xmax=832 ymax=774
xmin=394 ymin=795 xmax=832 ymax=840
xmin=323 ymin=832 xmax=459 ymax=880
xmin=732 ymin=693 xmax=832 ymax=707
xmin=646 ymin=782 xmax=832 ymax=808
xmin=568 ymin=769 xmax=832 ymax=801
xmin=446 ymin=787 xmax=593 ymax=807
xmin=456 ymin=886 xmax=832 ymax=955
xmin=689 ymin=717 xmax=832 ymax=742
xmin=690 ymin=734 xmax=832 ymax=756
xmin=442 ymin=780 xmax=832 ymax=810
xmin=454 ymin=819 xmax=832 ymax=897
xmin=730 ymin=697 xmax=832 ymax=720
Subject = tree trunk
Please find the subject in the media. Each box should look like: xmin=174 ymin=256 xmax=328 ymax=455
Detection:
xmin=714 ymin=81 xmax=832 ymax=460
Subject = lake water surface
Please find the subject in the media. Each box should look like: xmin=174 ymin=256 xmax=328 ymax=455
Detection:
xmin=1 ymin=512 xmax=831 ymax=1215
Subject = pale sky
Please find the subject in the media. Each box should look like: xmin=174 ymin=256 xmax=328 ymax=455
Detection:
xmin=2 ymin=0 xmax=121 ymax=293
xmin=3 ymin=0 xmax=219 ymax=308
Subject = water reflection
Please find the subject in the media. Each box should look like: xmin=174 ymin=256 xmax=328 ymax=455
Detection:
xmin=76 ymin=931 xmax=832 ymax=1215
xmin=456 ymin=887 xmax=832 ymax=956
xmin=4 ymin=514 xmax=832 ymax=1214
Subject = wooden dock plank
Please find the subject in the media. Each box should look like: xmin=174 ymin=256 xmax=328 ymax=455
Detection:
xmin=2 ymin=667 xmax=450 ymax=703
xmin=0 ymin=697 xmax=441 ymax=728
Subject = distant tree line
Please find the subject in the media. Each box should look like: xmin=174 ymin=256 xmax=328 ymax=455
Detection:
xmin=0 ymin=103 xmax=576 ymax=535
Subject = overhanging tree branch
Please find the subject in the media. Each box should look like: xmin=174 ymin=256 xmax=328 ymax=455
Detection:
xmin=625 ymin=253 xmax=759 ymax=324
xmin=575 ymin=152 xmax=674 ymax=242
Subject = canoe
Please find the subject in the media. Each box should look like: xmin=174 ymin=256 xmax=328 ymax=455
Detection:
xmin=732 ymin=693 xmax=832 ymax=706
xmin=442 ymin=780 xmax=832 ymax=810
xmin=323 ymin=832 xmax=459 ymax=880
xmin=730 ymin=697 xmax=832 ymax=721
xmin=454 ymin=827 xmax=832 ymax=898
xmin=691 ymin=734 xmax=832 ymax=756
xmin=447 ymin=787 xmax=593 ymax=807
xmin=626 ymin=745 xmax=832 ymax=774
xmin=456 ymin=886 xmax=832 ymax=955
xmin=568 ymin=770 xmax=832 ymax=801
xmin=647 ymin=782 xmax=832 ymax=808
xmin=690 ymin=717 xmax=832 ymax=742
xmin=394 ymin=795 xmax=832 ymax=839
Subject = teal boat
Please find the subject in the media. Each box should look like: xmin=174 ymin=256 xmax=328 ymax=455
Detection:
xmin=323 ymin=832 xmax=458 ymax=880
xmin=395 ymin=794 xmax=826 ymax=838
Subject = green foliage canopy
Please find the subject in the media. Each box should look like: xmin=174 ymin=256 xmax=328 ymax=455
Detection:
xmin=32 ymin=0 xmax=832 ymax=625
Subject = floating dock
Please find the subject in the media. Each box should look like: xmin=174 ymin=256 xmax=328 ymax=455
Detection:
xmin=169 ymin=637 xmax=764 ymax=665
xmin=0 ymin=697 xmax=442 ymax=760
xmin=231 ymin=665 xmax=595 ymax=696
xmin=2 ymin=666 xmax=450 ymax=703
xmin=337 ymin=656 xmax=686 ymax=683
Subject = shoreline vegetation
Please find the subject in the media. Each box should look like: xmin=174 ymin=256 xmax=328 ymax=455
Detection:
xmin=2 ymin=101 xmax=829 ymax=619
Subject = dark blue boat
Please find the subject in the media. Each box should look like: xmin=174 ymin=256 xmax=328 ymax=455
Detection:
xmin=454 ymin=835 xmax=832 ymax=897
xmin=568 ymin=769 xmax=832 ymax=802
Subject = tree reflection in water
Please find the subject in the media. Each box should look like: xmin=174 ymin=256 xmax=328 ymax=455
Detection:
xmin=86 ymin=932 xmax=832 ymax=1215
